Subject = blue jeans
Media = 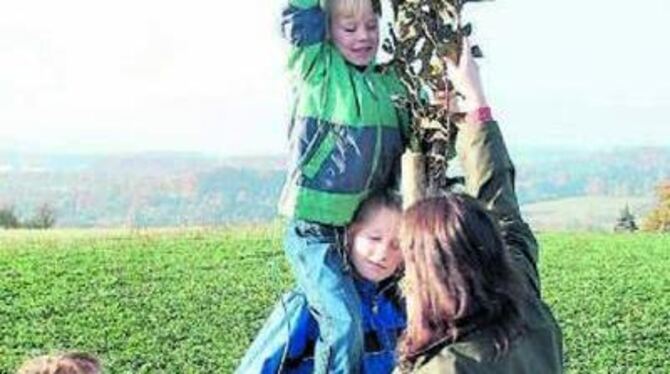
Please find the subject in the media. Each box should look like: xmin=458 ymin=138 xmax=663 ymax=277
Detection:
xmin=284 ymin=219 xmax=363 ymax=374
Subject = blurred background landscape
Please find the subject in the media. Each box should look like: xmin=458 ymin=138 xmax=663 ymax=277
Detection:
xmin=2 ymin=0 xmax=669 ymax=233
xmin=2 ymin=0 xmax=669 ymax=232
xmin=1 ymin=1 xmax=669 ymax=372
xmin=1 ymin=145 xmax=668 ymax=231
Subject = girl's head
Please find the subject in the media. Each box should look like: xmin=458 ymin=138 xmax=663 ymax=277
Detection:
xmin=398 ymin=194 xmax=527 ymax=360
xmin=326 ymin=0 xmax=380 ymax=66
xmin=18 ymin=352 xmax=101 ymax=374
xmin=346 ymin=191 xmax=402 ymax=282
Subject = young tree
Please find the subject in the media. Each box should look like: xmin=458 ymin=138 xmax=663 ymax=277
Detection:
xmin=27 ymin=203 xmax=57 ymax=229
xmin=0 ymin=206 xmax=20 ymax=229
xmin=385 ymin=0 xmax=489 ymax=207
xmin=643 ymin=181 xmax=670 ymax=232
xmin=614 ymin=204 xmax=638 ymax=233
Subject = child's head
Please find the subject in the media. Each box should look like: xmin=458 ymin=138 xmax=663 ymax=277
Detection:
xmin=326 ymin=0 xmax=380 ymax=66
xmin=398 ymin=194 xmax=527 ymax=359
xmin=346 ymin=191 xmax=402 ymax=282
xmin=18 ymin=352 xmax=101 ymax=374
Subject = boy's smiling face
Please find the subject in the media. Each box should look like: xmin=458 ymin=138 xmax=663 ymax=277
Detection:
xmin=330 ymin=3 xmax=379 ymax=66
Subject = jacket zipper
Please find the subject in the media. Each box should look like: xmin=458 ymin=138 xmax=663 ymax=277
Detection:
xmin=365 ymin=118 xmax=382 ymax=190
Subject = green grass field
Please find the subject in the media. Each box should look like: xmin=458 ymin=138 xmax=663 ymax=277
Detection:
xmin=1 ymin=227 xmax=668 ymax=373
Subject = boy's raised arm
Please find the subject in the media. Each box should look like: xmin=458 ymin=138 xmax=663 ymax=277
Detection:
xmin=281 ymin=0 xmax=328 ymax=81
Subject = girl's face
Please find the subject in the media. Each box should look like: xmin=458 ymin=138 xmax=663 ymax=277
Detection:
xmin=350 ymin=207 xmax=402 ymax=282
xmin=330 ymin=4 xmax=379 ymax=66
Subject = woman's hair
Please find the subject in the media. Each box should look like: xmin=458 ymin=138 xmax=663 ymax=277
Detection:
xmin=324 ymin=0 xmax=381 ymax=18
xmin=17 ymin=352 xmax=101 ymax=374
xmin=398 ymin=194 xmax=528 ymax=362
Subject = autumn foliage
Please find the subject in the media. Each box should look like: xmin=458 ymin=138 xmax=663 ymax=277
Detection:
xmin=643 ymin=181 xmax=670 ymax=232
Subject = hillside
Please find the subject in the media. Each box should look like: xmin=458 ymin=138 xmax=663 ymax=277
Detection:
xmin=521 ymin=195 xmax=654 ymax=232
xmin=1 ymin=147 xmax=668 ymax=229
xmin=513 ymin=147 xmax=670 ymax=203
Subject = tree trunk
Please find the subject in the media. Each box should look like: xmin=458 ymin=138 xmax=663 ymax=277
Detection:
xmin=401 ymin=150 xmax=427 ymax=210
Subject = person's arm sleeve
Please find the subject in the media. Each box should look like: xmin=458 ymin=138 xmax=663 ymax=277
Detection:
xmin=388 ymin=66 xmax=413 ymax=195
xmin=455 ymin=120 xmax=542 ymax=295
xmin=281 ymin=0 xmax=328 ymax=82
xmin=234 ymin=291 xmax=310 ymax=373
xmin=399 ymin=348 xmax=466 ymax=374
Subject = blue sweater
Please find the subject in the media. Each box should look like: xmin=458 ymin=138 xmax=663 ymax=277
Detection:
xmin=235 ymin=278 xmax=406 ymax=373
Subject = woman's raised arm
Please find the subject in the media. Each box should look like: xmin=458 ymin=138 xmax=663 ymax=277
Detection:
xmin=446 ymin=41 xmax=542 ymax=296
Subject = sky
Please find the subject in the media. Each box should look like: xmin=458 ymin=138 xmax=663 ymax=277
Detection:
xmin=1 ymin=0 xmax=669 ymax=156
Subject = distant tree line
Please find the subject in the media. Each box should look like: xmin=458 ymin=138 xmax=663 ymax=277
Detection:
xmin=0 ymin=203 xmax=56 ymax=229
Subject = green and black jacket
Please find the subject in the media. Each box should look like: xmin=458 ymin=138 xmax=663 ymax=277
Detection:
xmin=278 ymin=0 xmax=409 ymax=226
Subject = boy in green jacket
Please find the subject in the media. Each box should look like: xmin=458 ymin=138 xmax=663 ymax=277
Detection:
xmin=277 ymin=0 xmax=407 ymax=372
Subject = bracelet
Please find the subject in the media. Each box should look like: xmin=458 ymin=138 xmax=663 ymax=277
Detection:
xmin=465 ymin=106 xmax=493 ymax=125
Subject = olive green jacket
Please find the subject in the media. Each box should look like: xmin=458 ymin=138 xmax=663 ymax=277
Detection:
xmin=400 ymin=121 xmax=564 ymax=374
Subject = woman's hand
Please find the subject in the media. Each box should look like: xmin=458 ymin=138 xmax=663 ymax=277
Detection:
xmin=444 ymin=38 xmax=488 ymax=112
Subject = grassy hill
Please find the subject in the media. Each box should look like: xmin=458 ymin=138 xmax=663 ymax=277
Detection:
xmin=1 ymin=228 xmax=668 ymax=373
xmin=521 ymin=195 xmax=655 ymax=232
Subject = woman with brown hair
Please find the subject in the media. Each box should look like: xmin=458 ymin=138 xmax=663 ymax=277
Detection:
xmin=396 ymin=40 xmax=564 ymax=373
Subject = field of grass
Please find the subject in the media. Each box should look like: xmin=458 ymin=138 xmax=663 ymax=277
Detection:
xmin=1 ymin=227 xmax=668 ymax=373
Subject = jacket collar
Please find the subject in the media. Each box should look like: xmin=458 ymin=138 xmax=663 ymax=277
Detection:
xmin=352 ymin=272 xmax=401 ymax=300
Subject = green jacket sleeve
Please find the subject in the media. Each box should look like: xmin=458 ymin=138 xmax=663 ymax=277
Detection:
xmin=281 ymin=0 xmax=328 ymax=82
xmin=455 ymin=121 xmax=541 ymax=296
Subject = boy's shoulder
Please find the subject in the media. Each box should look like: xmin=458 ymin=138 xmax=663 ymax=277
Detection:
xmin=372 ymin=61 xmax=407 ymax=91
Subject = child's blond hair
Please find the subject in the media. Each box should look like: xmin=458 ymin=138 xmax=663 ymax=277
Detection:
xmin=17 ymin=352 xmax=101 ymax=374
xmin=324 ymin=0 xmax=379 ymax=19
